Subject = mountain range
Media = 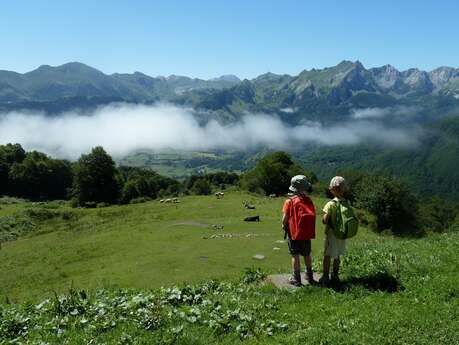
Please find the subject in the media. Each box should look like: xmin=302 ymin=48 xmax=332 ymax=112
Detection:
xmin=1 ymin=61 xmax=459 ymax=123
xmin=1 ymin=61 xmax=459 ymax=198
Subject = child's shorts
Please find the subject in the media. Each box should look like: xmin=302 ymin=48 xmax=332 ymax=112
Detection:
xmin=324 ymin=231 xmax=346 ymax=258
xmin=288 ymin=239 xmax=311 ymax=256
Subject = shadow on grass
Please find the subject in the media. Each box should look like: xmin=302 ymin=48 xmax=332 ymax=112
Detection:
xmin=329 ymin=272 xmax=404 ymax=293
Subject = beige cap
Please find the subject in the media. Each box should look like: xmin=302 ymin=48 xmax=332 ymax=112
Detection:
xmin=329 ymin=176 xmax=347 ymax=190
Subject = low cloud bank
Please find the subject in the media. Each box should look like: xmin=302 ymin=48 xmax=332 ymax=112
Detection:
xmin=0 ymin=103 xmax=419 ymax=159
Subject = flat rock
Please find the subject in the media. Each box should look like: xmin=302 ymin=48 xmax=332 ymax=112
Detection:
xmin=252 ymin=254 xmax=265 ymax=260
xmin=265 ymin=273 xmax=321 ymax=289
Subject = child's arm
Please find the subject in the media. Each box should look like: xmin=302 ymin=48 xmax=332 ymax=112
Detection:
xmin=282 ymin=212 xmax=289 ymax=228
xmin=322 ymin=200 xmax=333 ymax=226
xmin=282 ymin=200 xmax=291 ymax=239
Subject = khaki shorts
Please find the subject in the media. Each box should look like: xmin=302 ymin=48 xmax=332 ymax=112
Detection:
xmin=324 ymin=231 xmax=346 ymax=258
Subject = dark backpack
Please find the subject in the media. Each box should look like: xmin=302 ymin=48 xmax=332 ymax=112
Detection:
xmin=331 ymin=199 xmax=359 ymax=239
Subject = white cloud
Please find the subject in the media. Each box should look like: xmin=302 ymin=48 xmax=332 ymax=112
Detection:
xmin=280 ymin=107 xmax=297 ymax=113
xmin=351 ymin=106 xmax=421 ymax=119
xmin=351 ymin=107 xmax=391 ymax=119
xmin=0 ymin=103 xmax=419 ymax=159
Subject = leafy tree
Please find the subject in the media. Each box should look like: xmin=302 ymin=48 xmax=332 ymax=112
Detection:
xmin=185 ymin=172 xmax=239 ymax=192
xmin=72 ymin=147 xmax=120 ymax=205
xmin=191 ymin=178 xmax=212 ymax=195
xmin=417 ymin=197 xmax=458 ymax=233
xmin=121 ymin=176 xmax=156 ymax=203
xmin=0 ymin=143 xmax=26 ymax=195
xmin=206 ymin=172 xmax=240 ymax=186
xmin=240 ymin=151 xmax=316 ymax=195
xmin=8 ymin=151 xmax=72 ymax=200
xmin=118 ymin=166 xmax=183 ymax=203
xmin=353 ymin=175 xmax=420 ymax=235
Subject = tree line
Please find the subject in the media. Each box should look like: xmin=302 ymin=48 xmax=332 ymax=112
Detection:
xmin=0 ymin=144 xmax=240 ymax=206
xmin=1 ymin=144 xmax=457 ymax=236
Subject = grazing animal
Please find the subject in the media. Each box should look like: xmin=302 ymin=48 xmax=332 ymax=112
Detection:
xmin=172 ymin=197 xmax=180 ymax=203
xmin=243 ymin=201 xmax=256 ymax=210
xmin=165 ymin=198 xmax=172 ymax=203
xmin=159 ymin=199 xmax=165 ymax=203
xmin=215 ymin=192 xmax=225 ymax=199
xmin=244 ymin=215 xmax=260 ymax=222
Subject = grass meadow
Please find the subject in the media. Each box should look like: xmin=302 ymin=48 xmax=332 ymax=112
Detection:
xmin=1 ymin=191 xmax=458 ymax=344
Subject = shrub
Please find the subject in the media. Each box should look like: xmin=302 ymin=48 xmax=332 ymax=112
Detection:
xmin=417 ymin=197 xmax=458 ymax=233
xmin=241 ymin=267 xmax=267 ymax=284
xmin=130 ymin=197 xmax=152 ymax=204
xmin=23 ymin=208 xmax=57 ymax=221
xmin=0 ymin=215 xmax=36 ymax=242
xmin=0 ymin=196 xmax=26 ymax=205
xmin=449 ymin=214 xmax=459 ymax=232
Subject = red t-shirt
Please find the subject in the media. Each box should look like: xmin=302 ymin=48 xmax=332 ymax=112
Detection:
xmin=282 ymin=195 xmax=316 ymax=240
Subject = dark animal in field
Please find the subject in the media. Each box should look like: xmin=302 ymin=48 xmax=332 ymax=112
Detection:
xmin=215 ymin=192 xmax=225 ymax=199
xmin=243 ymin=201 xmax=256 ymax=209
xmin=244 ymin=215 xmax=260 ymax=222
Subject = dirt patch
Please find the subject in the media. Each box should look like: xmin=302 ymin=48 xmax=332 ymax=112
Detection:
xmin=265 ymin=273 xmax=321 ymax=289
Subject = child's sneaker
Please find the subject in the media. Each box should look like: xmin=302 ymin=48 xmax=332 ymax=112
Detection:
xmin=331 ymin=272 xmax=340 ymax=284
xmin=288 ymin=273 xmax=302 ymax=287
xmin=305 ymin=270 xmax=315 ymax=285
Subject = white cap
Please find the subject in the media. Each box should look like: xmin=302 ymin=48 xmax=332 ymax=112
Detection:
xmin=329 ymin=176 xmax=347 ymax=190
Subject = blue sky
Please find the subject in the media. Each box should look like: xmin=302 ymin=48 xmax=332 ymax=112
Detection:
xmin=1 ymin=0 xmax=458 ymax=79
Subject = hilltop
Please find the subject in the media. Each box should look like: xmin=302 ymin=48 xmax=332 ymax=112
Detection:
xmin=0 ymin=191 xmax=458 ymax=344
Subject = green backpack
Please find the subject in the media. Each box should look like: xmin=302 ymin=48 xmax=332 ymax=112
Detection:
xmin=332 ymin=199 xmax=359 ymax=239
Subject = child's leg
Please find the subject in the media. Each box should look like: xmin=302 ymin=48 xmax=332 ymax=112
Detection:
xmin=292 ymin=255 xmax=300 ymax=272
xmin=303 ymin=255 xmax=312 ymax=271
xmin=323 ymin=255 xmax=331 ymax=276
xmin=303 ymin=255 xmax=315 ymax=283
xmin=290 ymin=254 xmax=301 ymax=284
xmin=332 ymin=257 xmax=340 ymax=280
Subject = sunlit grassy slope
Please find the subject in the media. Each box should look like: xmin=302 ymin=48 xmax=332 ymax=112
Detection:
xmin=1 ymin=192 xmax=459 ymax=344
xmin=1 ymin=191 xmax=347 ymax=302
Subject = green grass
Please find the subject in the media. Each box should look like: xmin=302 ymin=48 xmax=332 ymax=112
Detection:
xmin=116 ymin=150 xmax=241 ymax=179
xmin=1 ymin=192 xmax=458 ymax=344
xmin=0 ymin=192 xmax=337 ymax=302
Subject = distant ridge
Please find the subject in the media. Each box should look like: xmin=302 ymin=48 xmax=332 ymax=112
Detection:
xmin=0 ymin=61 xmax=458 ymax=121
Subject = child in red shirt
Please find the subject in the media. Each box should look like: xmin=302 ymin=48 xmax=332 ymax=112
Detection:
xmin=282 ymin=175 xmax=316 ymax=286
